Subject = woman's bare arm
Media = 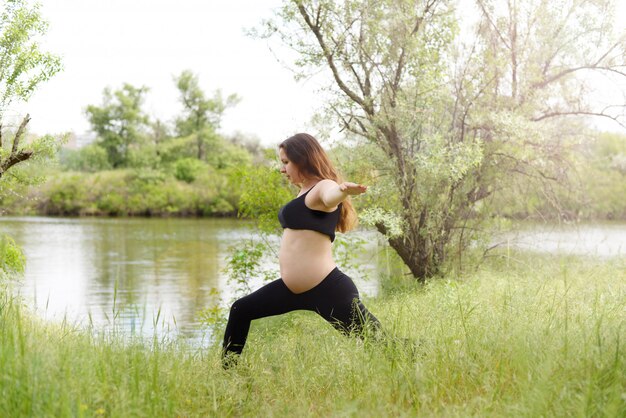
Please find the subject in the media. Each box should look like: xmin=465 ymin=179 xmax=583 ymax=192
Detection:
xmin=316 ymin=179 xmax=367 ymax=209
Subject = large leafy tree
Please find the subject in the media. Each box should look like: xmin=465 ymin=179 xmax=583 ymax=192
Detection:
xmin=264 ymin=0 xmax=626 ymax=280
xmin=174 ymin=70 xmax=239 ymax=161
xmin=0 ymin=0 xmax=62 ymax=181
xmin=85 ymin=83 xmax=150 ymax=168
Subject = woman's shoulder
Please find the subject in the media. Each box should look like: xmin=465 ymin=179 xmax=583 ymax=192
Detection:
xmin=314 ymin=179 xmax=339 ymax=189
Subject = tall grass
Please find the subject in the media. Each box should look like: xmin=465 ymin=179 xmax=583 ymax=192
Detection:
xmin=0 ymin=253 xmax=624 ymax=417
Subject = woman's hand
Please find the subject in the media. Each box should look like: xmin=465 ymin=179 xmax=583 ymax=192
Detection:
xmin=339 ymin=182 xmax=367 ymax=196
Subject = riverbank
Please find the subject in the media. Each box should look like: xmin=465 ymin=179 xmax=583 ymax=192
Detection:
xmin=0 ymin=169 xmax=241 ymax=217
xmin=1 ymin=253 xmax=624 ymax=417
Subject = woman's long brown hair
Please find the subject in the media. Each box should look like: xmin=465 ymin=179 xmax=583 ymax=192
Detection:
xmin=279 ymin=133 xmax=357 ymax=233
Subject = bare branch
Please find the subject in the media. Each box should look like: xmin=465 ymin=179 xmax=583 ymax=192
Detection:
xmin=533 ymin=63 xmax=626 ymax=90
xmin=591 ymin=40 xmax=623 ymax=67
xmin=532 ymin=110 xmax=626 ymax=129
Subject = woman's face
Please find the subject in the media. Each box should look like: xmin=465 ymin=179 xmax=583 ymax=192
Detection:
xmin=279 ymin=147 xmax=305 ymax=185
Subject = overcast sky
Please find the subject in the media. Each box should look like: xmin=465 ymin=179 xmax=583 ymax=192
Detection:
xmin=8 ymin=0 xmax=626 ymax=145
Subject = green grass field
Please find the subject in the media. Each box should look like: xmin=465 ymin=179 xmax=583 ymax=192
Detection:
xmin=1 ymin=253 xmax=624 ymax=417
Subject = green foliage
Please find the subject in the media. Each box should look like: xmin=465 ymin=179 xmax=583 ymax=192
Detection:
xmin=206 ymin=140 xmax=252 ymax=170
xmin=156 ymin=135 xmax=197 ymax=163
xmin=174 ymin=158 xmax=209 ymax=183
xmin=0 ymin=131 xmax=64 ymax=191
xmin=0 ymin=148 xmax=61 ymax=216
xmin=0 ymin=1 xmax=63 ymax=191
xmin=15 ymin=168 xmax=241 ymax=217
xmin=174 ymin=70 xmax=240 ymax=160
xmin=0 ymin=0 xmax=62 ymax=112
xmin=235 ymin=164 xmax=292 ymax=233
xmin=224 ymin=239 xmax=277 ymax=295
xmin=174 ymin=70 xmax=240 ymax=134
xmin=359 ymin=208 xmax=405 ymax=238
xmin=85 ymin=83 xmax=150 ymax=168
xmin=59 ymin=143 xmax=111 ymax=172
xmin=156 ymin=133 xmax=252 ymax=171
xmin=591 ymin=132 xmax=626 ymax=174
xmin=41 ymin=172 xmax=89 ymax=215
xmin=0 ymin=234 xmax=25 ymax=277
xmin=126 ymin=143 xmax=160 ymax=169
xmin=197 ymin=288 xmax=227 ymax=337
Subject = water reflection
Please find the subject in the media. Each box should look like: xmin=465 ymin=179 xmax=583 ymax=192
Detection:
xmin=1 ymin=217 xmax=250 ymax=342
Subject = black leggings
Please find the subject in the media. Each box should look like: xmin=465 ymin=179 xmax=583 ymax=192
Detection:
xmin=222 ymin=267 xmax=380 ymax=356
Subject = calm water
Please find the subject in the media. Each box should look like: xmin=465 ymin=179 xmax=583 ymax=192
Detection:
xmin=1 ymin=217 xmax=624 ymax=344
xmin=0 ymin=216 xmax=382 ymax=344
xmin=497 ymin=222 xmax=626 ymax=258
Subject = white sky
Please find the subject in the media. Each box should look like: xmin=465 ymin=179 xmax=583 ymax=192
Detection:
xmin=8 ymin=0 xmax=626 ymax=145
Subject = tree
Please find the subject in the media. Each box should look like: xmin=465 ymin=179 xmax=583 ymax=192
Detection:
xmin=174 ymin=70 xmax=239 ymax=160
xmin=85 ymin=83 xmax=150 ymax=168
xmin=450 ymin=0 xmax=626 ymax=250
xmin=0 ymin=0 xmax=62 ymax=181
xmin=264 ymin=0 xmax=626 ymax=280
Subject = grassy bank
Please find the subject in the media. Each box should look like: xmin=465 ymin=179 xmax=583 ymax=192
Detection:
xmin=1 ymin=253 xmax=624 ymax=417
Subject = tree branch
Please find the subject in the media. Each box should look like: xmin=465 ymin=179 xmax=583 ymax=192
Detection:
xmin=12 ymin=114 xmax=31 ymax=155
xmin=475 ymin=0 xmax=511 ymax=50
xmin=0 ymin=114 xmax=35 ymax=178
xmin=532 ymin=109 xmax=626 ymax=129
xmin=532 ymin=64 xmax=626 ymax=90
xmin=0 ymin=150 xmax=33 ymax=176
xmin=295 ymin=2 xmax=372 ymax=115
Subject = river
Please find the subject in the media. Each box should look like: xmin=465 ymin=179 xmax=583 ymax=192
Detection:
xmin=0 ymin=216 xmax=383 ymax=344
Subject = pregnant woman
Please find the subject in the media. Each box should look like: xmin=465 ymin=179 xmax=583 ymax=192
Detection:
xmin=222 ymin=133 xmax=381 ymax=366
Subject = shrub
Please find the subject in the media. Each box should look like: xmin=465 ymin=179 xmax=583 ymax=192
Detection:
xmin=41 ymin=173 xmax=90 ymax=215
xmin=0 ymin=235 xmax=25 ymax=277
xmin=174 ymin=158 xmax=208 ymax=183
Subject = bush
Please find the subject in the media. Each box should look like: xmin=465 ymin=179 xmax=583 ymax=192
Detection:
xmin=0 ymin=235 xmax=25 ymax=277
xmin=41 ymin=173 xmax=90 ymax=215
xmin=173 ymin=158 xmax=209 ymax=183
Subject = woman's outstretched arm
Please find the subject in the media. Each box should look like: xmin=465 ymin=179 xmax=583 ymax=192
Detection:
xmin=316 ymin=179 xmax=367 ymax=209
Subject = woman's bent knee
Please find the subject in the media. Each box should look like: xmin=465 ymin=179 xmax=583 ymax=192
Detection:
xmin=229 ymin=297 xmax=250 ymax=318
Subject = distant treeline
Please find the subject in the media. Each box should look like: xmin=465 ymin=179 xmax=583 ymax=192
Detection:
xmin=1 ymin=131 xmax=625 ymax=221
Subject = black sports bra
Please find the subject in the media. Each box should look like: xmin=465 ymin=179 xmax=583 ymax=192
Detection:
xmin=278 ymin=184 xmax=341 ymax=242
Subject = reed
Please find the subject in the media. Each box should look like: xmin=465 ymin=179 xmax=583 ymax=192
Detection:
xmin=0 ymin=253 xmax=624 ymax=417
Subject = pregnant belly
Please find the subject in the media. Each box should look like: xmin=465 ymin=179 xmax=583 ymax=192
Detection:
xmin=279 ymin=230 xmax=336 ymax=294
xmin=281 ymin=266 xmax=335 ymax=294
